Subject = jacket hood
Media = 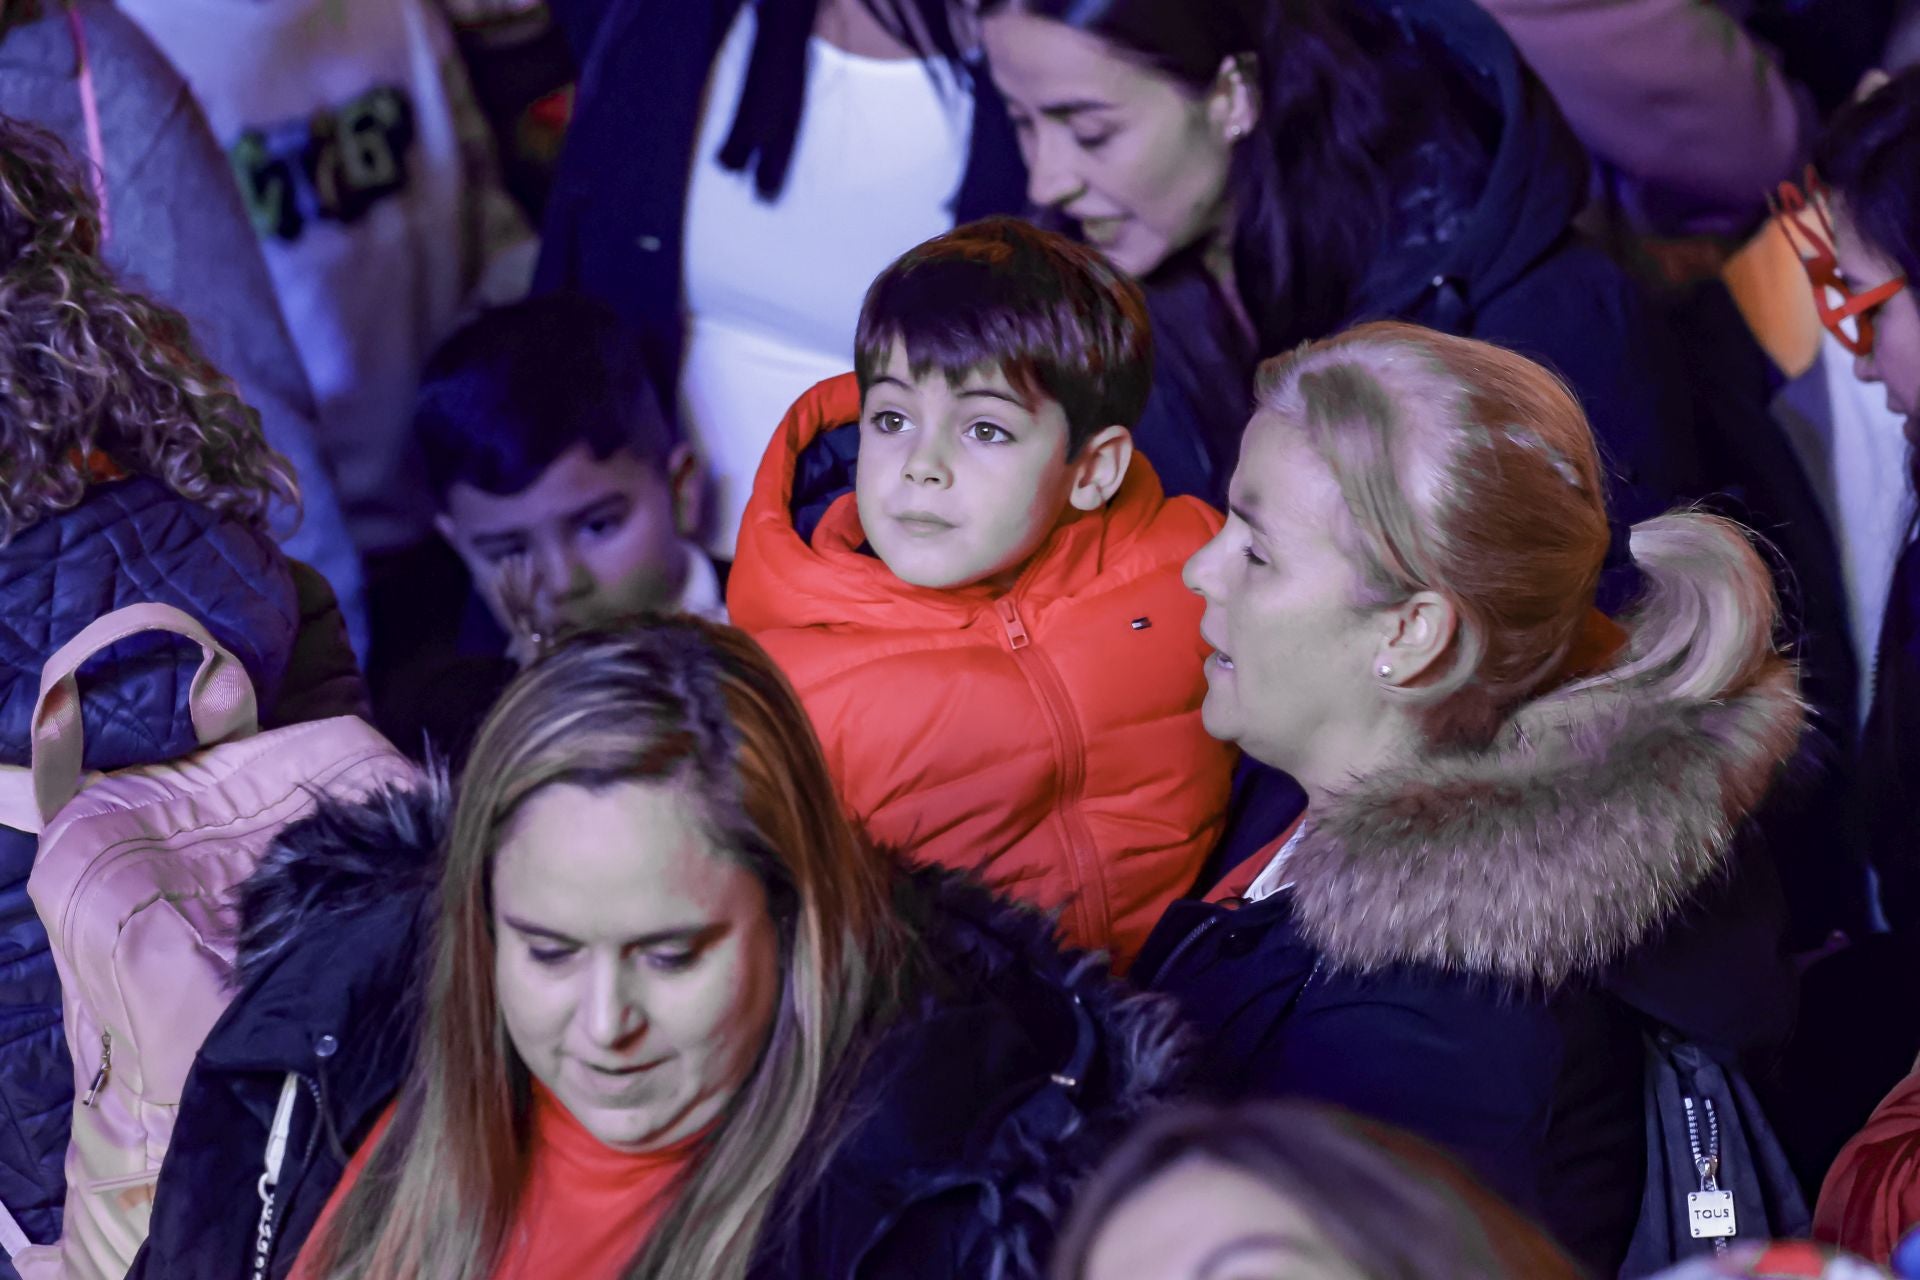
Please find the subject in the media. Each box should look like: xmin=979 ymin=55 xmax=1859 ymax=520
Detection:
xmin=1287 ymin=668 xmax=1806 ymax=987
xmin=233 ymin=775 xmax=446 ymax=991
xmin=791 ymin=867 xmax=1191 ymax=1277
xmin=728 ymin=373 xmax=1187 ymax=636
xmin=1354 ymin=0 xmax=1592 ymax=323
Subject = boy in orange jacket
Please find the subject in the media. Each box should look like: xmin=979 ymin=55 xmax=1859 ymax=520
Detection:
xmin=728 ymin=217 xmax=1233 ymax=969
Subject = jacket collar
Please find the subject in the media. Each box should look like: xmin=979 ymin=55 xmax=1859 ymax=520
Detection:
xmin=1286 ymin=669 xmax=1805 ymax=986
xmin=193 ymin=780 xmax=445 ymax=1087
xmin=727 ymin=372 xmax=1175 ymax=634
xmin=772 ymin=867 xmax=1190 ymax=1275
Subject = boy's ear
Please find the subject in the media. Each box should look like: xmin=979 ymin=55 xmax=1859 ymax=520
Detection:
xmin=1067 ymin=425 xmax=1133 ymax=512
xmin=665 ymin=443 xmax=705 ymax=541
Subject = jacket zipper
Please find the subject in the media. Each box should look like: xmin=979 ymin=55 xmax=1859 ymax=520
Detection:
xmin=1684 ymin=1094 xmax=1730 ymax=1255
xmin=1149 ymin=914 xmax=1223 ymax=984
xmin=997 ymin=597 xmax=1112 ymax=951
xmin=251 ymin=1072 xmax=304 ymax=1280
xmin=81 ymin=1030 xmax=111 ymax=1106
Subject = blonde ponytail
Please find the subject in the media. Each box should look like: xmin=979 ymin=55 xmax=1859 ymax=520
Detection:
xmin=1561 ymin=511 xmax=1791 ymax=707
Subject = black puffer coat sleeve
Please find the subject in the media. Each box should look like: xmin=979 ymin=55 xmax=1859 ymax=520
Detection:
xmin=263 ymin=561 xmax=370 ymax=728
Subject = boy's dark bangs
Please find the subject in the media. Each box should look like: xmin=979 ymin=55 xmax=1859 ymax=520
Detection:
xmin=853 ymin=218 xmax=1154 ymax=452
xmin=858 ymin=310 xmax=1053 ymax=413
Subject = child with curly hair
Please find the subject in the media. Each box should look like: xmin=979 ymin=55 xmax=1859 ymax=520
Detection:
xmin=0 ymin=0 xmax=365 ymax=648
xmin=0 ymin=116 xmax=367 ymax=1260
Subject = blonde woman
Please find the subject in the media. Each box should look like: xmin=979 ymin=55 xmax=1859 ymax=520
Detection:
xmin=129 ymin=617 xmax=1183 ymax=1280
xmin=1133 ymin=322 xmax=1805 ymax=1275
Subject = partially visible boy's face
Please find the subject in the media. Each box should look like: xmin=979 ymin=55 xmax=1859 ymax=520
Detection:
xmin=856 ymin=342 xmax=1126 ymax=590
xmin=438 ymin=443 xmax=698 ymax=642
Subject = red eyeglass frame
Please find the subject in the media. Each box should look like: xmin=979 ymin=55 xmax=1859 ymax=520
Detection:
xmin=1769 ymin=167 xmax=1908 ymax=358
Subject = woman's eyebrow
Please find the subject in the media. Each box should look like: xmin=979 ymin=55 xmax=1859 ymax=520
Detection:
xmin=499 ymin=916 xmax=707 ymax=949
xmin=1039 ymin=97 xmax=1116 ymax=121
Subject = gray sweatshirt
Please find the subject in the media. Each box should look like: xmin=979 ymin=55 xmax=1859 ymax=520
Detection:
xmin=0 ymin=0 xmax=367 ymax=655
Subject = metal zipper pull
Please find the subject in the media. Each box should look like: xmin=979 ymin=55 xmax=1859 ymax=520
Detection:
xmin=81 ymin=1031 xmax=111 ymax=1107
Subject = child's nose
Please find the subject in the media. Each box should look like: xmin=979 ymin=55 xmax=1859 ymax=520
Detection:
xmin=901 ymin=435 xmax=951 ymax=487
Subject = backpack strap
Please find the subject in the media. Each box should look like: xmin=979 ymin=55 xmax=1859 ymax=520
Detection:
xmin=27 ymin=603 xmax=259 ymax=826
xmin=0 ymin=1192 xmax=27 ymax=1258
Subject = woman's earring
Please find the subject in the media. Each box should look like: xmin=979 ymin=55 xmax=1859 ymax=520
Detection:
xmin=1377 ymin=663 xmax=1394 ymax=679
xmin=1226 ymin=122 xmax=1248 ymax=142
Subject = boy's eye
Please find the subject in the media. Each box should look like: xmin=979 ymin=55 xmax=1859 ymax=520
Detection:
xmin=869 ymin=410 xmax=909 ymax=434
xmin=480 ymin=542 xmax=529 ymax=566
xmin=580 ymin=513 xmax=625 ymax=539
xmin=1074 ymin=129 xmax=1116 ymax=151
xmin=964 ymin=421 xmax=1013 ymax=444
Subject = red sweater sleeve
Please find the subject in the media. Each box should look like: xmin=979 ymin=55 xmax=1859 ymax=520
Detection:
xmin=286 ymin=1101 xmax=398 ymax=1280
xmin=1815 ymin=1068 xmax=1920 ymax=1264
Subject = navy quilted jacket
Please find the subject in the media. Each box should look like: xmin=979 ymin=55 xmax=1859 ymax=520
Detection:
xmin=0 ymin=476 xmax=363 ymax=1268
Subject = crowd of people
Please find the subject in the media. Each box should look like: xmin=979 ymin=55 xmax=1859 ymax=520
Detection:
xmin=4 ymin=0 xmax=1920 ymax=1277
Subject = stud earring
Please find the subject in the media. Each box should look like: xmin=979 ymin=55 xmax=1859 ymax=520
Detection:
xmin=1377 ymin=663 xmax=1394 ymax=679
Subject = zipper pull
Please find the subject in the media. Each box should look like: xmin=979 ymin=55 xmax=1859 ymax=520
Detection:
xmin=82 ymin=1031 xmax=111 ymax=1107
xmin=997 ymin=598 xmax=1031 ymax=651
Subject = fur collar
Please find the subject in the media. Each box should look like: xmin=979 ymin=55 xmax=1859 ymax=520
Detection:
xmin=232 ymin=775 xmax=447 ymax=990
xmin=1285 ymin=671 xmax=1805 ymax=986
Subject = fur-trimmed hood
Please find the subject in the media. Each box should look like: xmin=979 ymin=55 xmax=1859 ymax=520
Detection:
xmin=231 ymin=774 xmax=448 ymax=990
xmin=1286 ymin=670 xmax=1805 ymax=986
xmin=211 ymin=780 xmax=1187 ymax=1280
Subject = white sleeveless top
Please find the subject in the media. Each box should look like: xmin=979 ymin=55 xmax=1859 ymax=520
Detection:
xmin=679 ymin=4 xmax=972 ymax=555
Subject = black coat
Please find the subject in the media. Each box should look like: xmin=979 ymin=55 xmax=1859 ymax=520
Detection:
xmin=1139 ymin=0 xmax=1705 ymax=523
xmin=129 ymin=783 xmax=1186 ymax=1280
xmin=1136 ymin=672 xmax=1805 ymax=1276
xmin=1858 ymin=536 xmax=1920 ymax=931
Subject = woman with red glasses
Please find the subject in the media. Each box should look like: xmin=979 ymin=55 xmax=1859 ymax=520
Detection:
xmin=1797 ymin=68 xmax=1920 ymax=1272
xmin=1777 ymin=70 xmax=1920 ymax=940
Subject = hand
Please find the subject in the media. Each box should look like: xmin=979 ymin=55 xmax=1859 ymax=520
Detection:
xmin=495 ymin=554 xmax=556 ymax=668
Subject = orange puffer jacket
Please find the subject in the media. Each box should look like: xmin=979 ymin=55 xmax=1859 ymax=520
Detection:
xmin=729 ymin=374 xmax=1235 ymax=969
